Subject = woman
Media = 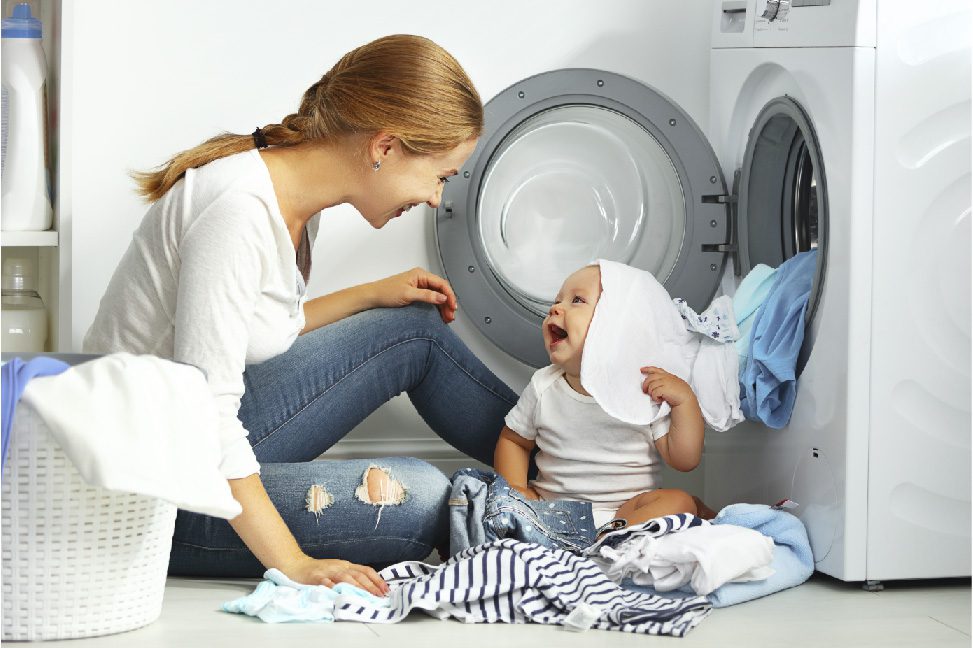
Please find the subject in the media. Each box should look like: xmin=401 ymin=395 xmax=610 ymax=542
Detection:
xmin=83 ymin=35 xmax=517 ymax=596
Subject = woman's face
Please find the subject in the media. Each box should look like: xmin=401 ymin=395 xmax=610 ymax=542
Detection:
xmin=358 ymin=137 xmax=478 ymax=228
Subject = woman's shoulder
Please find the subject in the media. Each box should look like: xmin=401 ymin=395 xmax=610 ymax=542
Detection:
xmin=182 ymin=151 xmax=281 ymax=239
xmin=187 ymin=150 xmax=275 ymax=208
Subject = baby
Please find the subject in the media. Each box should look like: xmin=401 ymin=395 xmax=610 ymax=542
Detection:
xmin=494 ymin=263 xmax=713 ymax=533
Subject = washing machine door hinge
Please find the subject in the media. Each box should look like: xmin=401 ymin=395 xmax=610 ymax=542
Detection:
xmin=701 ymin=169 xmax=742 ymax=275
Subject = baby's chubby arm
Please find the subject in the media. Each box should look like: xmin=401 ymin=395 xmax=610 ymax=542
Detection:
xmin=494 ymin=426 xmax=540 ymax=500
xmin=641 ymin=366 xmax=704 ymax=472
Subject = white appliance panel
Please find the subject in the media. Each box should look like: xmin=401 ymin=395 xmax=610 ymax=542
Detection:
xmin=866 ymin=1 xmax=972 ymax=579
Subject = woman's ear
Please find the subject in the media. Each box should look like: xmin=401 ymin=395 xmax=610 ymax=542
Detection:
xmin=369 ymin=132 xmax=398 ymax=166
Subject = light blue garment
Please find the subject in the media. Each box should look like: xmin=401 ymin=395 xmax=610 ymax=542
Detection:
xmin=1 ymin=356 xmax=69 ymax=472
xmin=739 ymin=250 xmax=817 ymax=428
xmin=732 ymin=264 xmax=778 ymax=367
xmin=708 ymin=503 xmax=813 ymax=607
xmin=222 ymin=568 xmax=386 ymax=623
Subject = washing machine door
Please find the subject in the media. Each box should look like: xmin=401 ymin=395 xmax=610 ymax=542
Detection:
xmin=735 ymin=96 xmax=828 ymax=374
xmin=436 ymin=69 xmax=731 ymax=368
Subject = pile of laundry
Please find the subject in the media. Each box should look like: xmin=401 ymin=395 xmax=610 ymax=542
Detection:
xmin=585 ymin=505 xmax=813 ymax=608
xmin=223 ymin=501 xmax=813 ymax=635
xmin=225 ymin=538 xmax=712 ymax=636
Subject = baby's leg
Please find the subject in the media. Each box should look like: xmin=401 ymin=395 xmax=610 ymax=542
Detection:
xmin=691 ymin=495 xmax=718 ymax=520
xmin=613 ymin=488 xmax=697 ymax=528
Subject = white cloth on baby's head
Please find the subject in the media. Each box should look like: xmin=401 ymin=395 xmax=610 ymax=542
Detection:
xmin=580 ymin=259 xmax=744 ymax=432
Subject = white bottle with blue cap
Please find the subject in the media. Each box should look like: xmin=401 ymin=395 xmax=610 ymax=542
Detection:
xmin=1 ymin=2 xmax=53 ymax=232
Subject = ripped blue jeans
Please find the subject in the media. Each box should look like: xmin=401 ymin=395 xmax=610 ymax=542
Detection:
xmin=168 ymin=305 xmax=518 ymax=576
xmin=448 ymin=468 xmax=602 ymax=556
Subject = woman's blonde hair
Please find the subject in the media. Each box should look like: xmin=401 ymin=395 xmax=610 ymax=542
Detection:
xmin=133 ymin=34 xmax=483 ymax=202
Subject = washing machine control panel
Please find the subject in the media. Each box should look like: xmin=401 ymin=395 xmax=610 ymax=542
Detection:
xmin=752 ymin=0 xmax=874 ymax=48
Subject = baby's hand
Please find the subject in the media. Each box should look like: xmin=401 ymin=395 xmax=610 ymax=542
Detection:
xmin=640 ymin=366 xmax=697 ymax=408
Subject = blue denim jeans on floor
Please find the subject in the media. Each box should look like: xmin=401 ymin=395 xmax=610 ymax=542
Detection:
xmin=168 ymin=304 xmax=518 ymax=577
xmin=448 ymin=468 xmax=597 ymax=556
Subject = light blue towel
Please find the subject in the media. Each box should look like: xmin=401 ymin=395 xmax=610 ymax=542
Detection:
xmin=1 ymin=356 xmax=70 ymax=472
xmin=709 ymin=503 xmax=814 ymax=607
xmin=732 ymin=264 xmax=778 ymax=367
xmin=222 ymin=568 xmax=386 ymax=623
xmin=739 ymin=250 xmax=817 ymax=428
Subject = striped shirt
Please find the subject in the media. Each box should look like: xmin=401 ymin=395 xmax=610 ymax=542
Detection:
xmin=334 ymin=538 xmax=711 ymax=636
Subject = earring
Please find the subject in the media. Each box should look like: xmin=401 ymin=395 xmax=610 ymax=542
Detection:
xmin=372 ymin=160 xmax=381 ymax=171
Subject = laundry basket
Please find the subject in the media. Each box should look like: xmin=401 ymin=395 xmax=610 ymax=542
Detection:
xmin=1 ymin=401 xmax=177 ymax=640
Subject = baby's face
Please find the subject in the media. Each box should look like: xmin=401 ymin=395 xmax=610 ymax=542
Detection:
xmin=543 ymin=265 xmax=602 ymax=374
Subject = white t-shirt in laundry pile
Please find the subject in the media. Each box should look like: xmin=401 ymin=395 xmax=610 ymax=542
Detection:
xmin=83 ymin=149 xmax=319 ymax=480
xmin=504 ymin=365 xmax=671 ymax=519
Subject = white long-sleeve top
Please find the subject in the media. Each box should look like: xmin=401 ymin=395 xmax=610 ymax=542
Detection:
xmin=83 ymin=150 xmax=319 ymax=479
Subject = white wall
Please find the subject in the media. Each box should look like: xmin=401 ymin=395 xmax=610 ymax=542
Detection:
xmin=64 ymin=0 xmax=715 ymax=484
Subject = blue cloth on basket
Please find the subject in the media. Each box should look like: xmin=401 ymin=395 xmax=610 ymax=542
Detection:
xmin=708 ymin=503 xmax=814 ymax=607
xmin=739 ymin=250 xmax=817 ymax=428
xmin=1 ymin=356 xmax=69 ymax=472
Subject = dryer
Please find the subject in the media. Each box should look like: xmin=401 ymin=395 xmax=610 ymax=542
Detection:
xmin=436 ymin=0 xmax=970 ymax=584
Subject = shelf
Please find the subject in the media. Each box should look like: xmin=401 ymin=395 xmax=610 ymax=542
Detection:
xmin=0 ymin=231 xmax=59 ymax=247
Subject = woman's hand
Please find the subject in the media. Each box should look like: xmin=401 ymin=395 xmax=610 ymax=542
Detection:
xmin=281 ymin=555 xmax=389 ymax=596
xmin=367 ymin=267 xmax=458 ymax=323
xmin=640 ymin=366 xmax=696 ymax=408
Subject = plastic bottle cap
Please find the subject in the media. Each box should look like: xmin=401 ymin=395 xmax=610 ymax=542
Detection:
xmin=2 ymin=257 xmax=35 ymax=290
xmin=2 ymin=3 xmax=42 ymax=39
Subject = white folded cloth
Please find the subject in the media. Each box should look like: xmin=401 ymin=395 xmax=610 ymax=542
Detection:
xmin=20 ymin=353 xmax=241 ymax=519
xmin=580 ymin=259 xmax=744 ymax=432
xmin=596 ymin=523 xmax=775 ymax=596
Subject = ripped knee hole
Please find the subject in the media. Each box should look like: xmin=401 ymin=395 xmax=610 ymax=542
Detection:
xmin=356 ymin=465 xmax=407 ymax=505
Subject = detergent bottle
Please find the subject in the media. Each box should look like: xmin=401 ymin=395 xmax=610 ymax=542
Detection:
xmin=1 ymin=2 xmax=53 ymax=232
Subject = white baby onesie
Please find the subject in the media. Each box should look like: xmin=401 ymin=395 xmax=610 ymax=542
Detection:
xmin=505 ymin=365 xmax=670 ymax=524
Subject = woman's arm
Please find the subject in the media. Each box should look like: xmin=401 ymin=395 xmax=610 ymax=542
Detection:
xmin=300 ymin=283 xmax=379 ymax=333
xmin=173 ymin=203 xmax=387 ymax=594
xmin=301 ymin=267 xmax=459 ymax=334
xmin=494 ymin=426 xmax=539 ymax=499
xmin=228 ymin=474 xmax=388 ymax=595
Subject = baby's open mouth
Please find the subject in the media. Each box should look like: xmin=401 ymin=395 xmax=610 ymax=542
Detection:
xmin=548 ymin=324 xmax=568 ymax=343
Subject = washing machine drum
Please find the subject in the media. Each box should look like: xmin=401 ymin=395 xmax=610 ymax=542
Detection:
xmin=436 ymin=69 xmax=825 ymax=369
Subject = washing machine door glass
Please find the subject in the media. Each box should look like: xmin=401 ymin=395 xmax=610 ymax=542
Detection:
xmin=476 ymin=105 xmax=685 ymax=316
xmin=437 ymin=69 xmax=730 ymax=368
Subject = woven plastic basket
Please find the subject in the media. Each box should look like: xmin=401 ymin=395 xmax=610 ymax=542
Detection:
xmin=1 ymin=401 xmax=177 ymax=640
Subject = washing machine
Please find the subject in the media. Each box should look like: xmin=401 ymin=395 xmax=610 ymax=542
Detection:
xmin=436 ymin=0 xmax=971 ymax=585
